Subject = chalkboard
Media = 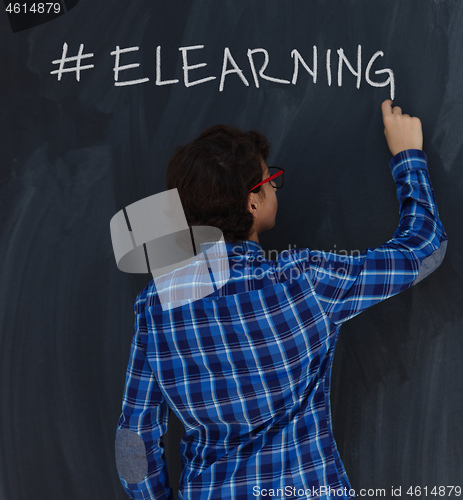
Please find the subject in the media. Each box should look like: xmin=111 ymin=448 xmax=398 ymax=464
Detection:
xmin=1 ymin=1 xmax=461 ymax=498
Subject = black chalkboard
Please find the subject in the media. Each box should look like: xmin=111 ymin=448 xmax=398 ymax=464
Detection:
xmin=1 ymin=1 xmax=461 ymax=499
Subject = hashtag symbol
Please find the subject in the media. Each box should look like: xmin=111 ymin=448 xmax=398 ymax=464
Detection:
xmin=50 ymin=43 xmax=95 ymax=81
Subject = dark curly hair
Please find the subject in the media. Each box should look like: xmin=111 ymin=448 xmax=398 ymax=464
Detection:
xmin=165 ymin=125 xmax=270 ymax=243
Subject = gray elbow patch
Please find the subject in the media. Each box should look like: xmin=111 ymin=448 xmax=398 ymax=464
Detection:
xmin=115 ymin=428 xmax=148 ymax=484
xmin=413 ymin=240 xmax=447 ymax=285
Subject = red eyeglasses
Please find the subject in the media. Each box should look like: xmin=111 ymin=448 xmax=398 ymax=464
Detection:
xmin=249 ymin=167 xmax=284 ymax=192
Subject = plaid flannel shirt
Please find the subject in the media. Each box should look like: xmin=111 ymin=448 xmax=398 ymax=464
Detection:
xmin=115 ymin=149 xmax=447 ymax=499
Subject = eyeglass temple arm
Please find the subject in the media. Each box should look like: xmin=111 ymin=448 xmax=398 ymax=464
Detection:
xmin=248 ymin=169 xmax=283 ymax=192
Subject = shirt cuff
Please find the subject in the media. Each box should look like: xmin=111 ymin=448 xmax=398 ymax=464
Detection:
xmin=389 ymin=149 xmax=428 ymax=178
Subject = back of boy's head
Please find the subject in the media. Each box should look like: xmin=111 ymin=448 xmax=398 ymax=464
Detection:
xmin=166 ymin=124 xmax=270 ymax=243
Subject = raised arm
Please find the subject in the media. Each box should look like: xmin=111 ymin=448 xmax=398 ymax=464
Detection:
xmin=305 ymin=100 xmax=447 ymax=325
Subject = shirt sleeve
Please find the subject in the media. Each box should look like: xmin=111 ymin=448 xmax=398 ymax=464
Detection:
xmin=115 ymin=296 xmax=173 ymax=500
xmin=304 ymin=149 xmax=447 ymax=325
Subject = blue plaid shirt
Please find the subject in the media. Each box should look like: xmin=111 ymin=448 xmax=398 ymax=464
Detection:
xmin=116 ymin=150 xmax=447 ymax=499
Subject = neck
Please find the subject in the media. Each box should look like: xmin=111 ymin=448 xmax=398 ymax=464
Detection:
xmin=247 ymin=231 xmax=259 ymax=243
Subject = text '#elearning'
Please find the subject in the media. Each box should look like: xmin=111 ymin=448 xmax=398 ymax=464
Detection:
xmin=50 ymin=43 xmax=395 ymax=99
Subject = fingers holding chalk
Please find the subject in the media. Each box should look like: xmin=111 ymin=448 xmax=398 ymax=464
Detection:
xmin=381 ymin=99 xmax=423 ymax=156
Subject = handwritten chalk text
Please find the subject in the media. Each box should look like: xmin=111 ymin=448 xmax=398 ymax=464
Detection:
xmin=50 ymin=43 xmax=395 ymax=99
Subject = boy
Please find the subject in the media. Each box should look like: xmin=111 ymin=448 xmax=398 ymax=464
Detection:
xmin=115 ymin=100 xmax=447 ymax=499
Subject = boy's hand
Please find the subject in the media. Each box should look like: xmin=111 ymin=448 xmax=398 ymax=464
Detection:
xmin=381 ymin=99 xmax=423 ymax=156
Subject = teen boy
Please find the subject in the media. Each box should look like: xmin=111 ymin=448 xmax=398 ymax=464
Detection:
xmin=115 ymin=100 xmax=447 ymax=499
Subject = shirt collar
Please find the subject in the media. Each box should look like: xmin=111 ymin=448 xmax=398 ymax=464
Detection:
xmin=224 ymin=239 xmax=264 ymax=258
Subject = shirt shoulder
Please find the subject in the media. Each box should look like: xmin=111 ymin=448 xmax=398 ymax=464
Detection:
xmin=134 ymin=280 xmax=159 ymax=315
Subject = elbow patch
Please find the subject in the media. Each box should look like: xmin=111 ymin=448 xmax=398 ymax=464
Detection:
xmin=413 ymin=240 xmax=447 ymax=285
xmin=115 ymin=428 xmax=148 ymax=484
